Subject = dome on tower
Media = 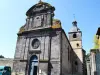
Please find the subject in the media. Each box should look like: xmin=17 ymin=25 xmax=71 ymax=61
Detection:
xmin=70 ymin=20 xmax=80 ymax=32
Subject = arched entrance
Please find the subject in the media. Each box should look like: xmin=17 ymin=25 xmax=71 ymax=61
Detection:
xmin=29 ymin=55 xmax=38 ymax=75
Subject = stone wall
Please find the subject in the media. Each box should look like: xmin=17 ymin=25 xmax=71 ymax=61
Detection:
xmin=50 ymin=30 xmax=61 ymax=75
xmin=96 ymin=53 xmax=100 ymax=75
xmin=62 ymin=31 xmax=73 ymax=75
xmin=0 ymin=58 xmax=13 ymax=70
xmin=0 ymin=58 xmax=26 ymax=75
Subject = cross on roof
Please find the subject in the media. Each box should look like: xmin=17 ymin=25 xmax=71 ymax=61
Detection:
xmin=39 ymin=0 xmax=42 ymax=2
xmin=73 ymin=14 xmax=76 ymax=21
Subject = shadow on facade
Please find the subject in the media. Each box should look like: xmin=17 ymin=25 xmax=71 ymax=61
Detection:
xmin=71 ymin=49 xmax=86 ymax=75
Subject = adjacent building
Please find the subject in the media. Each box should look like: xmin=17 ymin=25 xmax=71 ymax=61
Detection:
xmin=87 ymin=27 xmax=100 ymax=75
xmin=96 ymin=27 xmax=100 ymax=49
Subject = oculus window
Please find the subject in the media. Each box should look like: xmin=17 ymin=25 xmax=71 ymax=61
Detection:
xmin=32 ymin=39 xmax=40 ymax=49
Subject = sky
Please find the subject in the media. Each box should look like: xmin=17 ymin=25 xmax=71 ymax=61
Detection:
xmin=0 ymin=0 xmax=100 ymax=58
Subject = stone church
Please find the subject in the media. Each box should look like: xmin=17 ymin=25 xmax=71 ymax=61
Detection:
xmin=13 ymin=1 xmax=86 ymax=75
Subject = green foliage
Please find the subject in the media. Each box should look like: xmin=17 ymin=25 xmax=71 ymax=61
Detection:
xmin=0 ymin=55 xmax=4 ymax=58
xmin=93 ymin=35 xmax=99 ymax=49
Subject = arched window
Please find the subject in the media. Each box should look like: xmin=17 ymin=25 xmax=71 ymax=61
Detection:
xmin=73 ymin=33 xmax=77 ymax=38
xmin=29 ymin=55 xmax=38 ymax=75
xmin=75 ymin=61 xmax=78 ymax=65
xmin=75 ymin=61 xmax=78 ymax=72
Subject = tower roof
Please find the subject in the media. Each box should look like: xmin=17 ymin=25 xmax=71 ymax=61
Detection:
xmin=26 ymin=1 xmax=55 ymax=16
xmin=70 ymin=20 xmax=80 ymax=32
xmin=96 ymin=27 xmax=100 ymax=35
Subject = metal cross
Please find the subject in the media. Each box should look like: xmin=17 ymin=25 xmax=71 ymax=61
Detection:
xmin=73 ymin=14 xmax=76 ymax=21
xmin=39 ymin=0 xmax=42 ymax=2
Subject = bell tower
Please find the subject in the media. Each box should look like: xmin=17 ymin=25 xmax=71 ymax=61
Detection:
xmin=68 ymin=21 xmax=82 ymax=50
xmin=68 ymin=20 xmax=84 ymax=75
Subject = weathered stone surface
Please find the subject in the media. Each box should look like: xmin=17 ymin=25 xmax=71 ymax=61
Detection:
xmin=24 ymin=38 xmax=30 ymax=60
xmin=44 ymin=36 xmax=49 ymax=60
xmin=50 ymin=61 xmax=60 ymax=75
xmin=20 ymin=38 xmax=26 ymax=60
xmin=13 ymin=1 xmax=86 ymax=75
xmin=0 ymin=58 xmax=13 ymax=70
xmin=13 ymin=60 xmax=20 ymax=72
xmin=40 ymin=36 xmax=45 ymax=60
xmin=39 ymin=62 xmax=48 ymax=75
xmin=14 ymin=37 xmax=23 ymax=59
xmin=51 ymin=33 xmax=60 ymax=60
xmin=62 ymin=32 xmax=72 ymax=74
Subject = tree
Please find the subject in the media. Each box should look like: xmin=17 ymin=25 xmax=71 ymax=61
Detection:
xmin=93 ymin=35 xmax=99 ymax=49
xmin=0 ymin=55 xmax=4 ymax=58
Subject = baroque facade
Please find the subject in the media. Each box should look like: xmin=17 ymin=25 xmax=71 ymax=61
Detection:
xmin=13 ymin=1 xmax=86 ymax=75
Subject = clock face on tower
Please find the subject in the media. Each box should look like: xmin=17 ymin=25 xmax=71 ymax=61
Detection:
xmin=34 ymin=15 xmax=42 ymax=27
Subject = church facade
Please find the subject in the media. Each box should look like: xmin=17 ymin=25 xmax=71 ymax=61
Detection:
xmin=13 ymin=1 xmax=86 ymax=75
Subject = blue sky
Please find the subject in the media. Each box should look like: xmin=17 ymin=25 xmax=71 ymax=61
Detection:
xmin=0 ymin=0 xmax=100 ymax=58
